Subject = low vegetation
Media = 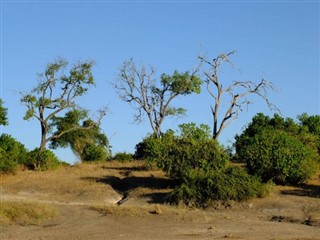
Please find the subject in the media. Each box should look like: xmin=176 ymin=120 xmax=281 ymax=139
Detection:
xmin=0 ymin=134 xmax=28 ymax=174
xmin=0 ymin=202 xmax=58 ymax=225
xmin=113 ymin=152 xmax=134 ymax=162
xmin=136 ymin=123 xmax=267 ymax=206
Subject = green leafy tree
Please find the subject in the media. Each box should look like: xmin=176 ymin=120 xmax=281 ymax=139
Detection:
xmin=235 ymin=113 xmax=319 ymax=185
xmin=20 ymin=59 xmax=106 ymax=154
xmin=199 ymin=51 xmax=279 ymax=140
xmin=113 ymin=59 xmax=202 ymax=138
xmin=49 ymin=109 xmax=111 ymax=161
xmin=178 ymin=123 xmax=211 ymax=141
xmin=298 ymin=113 xmax=320 ymax=153
xmin=0 ymin=99 xmax=8 ymax=126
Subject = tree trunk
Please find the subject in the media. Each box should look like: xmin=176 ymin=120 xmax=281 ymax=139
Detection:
xmin=40 ymin=122 xmax=47 ymax=152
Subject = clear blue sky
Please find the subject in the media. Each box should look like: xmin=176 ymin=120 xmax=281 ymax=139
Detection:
xmin=1 ymin=1 xmax=319 ymax=164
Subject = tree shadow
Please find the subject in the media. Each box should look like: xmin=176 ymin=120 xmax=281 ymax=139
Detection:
xmin=101 ymin=166 xmax=148 ymax=172
xmin=281 ymin=183 xmax=320 ymax=198
xmin=82 ymin=175 xmax=177 ymax=196
xmin=143 ymin=192 xmax=171 ymax=204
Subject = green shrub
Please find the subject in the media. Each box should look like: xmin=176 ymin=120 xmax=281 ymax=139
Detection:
xmin=27 ymin=149 xmax=61 ymax=171
xmin=113 ymin=152 xmax=133 ymax=162
xmin=170 ymin=166 xmax=266 ymax=206
xmin=157 ymin=137 xmax=229 ymax=180
xmin=0 ymin=134 xmax=28 ymax=165
xmin=138 ymin=123 xmax=266 ymax=205
xmin=0 ymin=149 xmax=18 ymax=174
xmin=239 ymin=130 xmax=318 ymax=185
xmin=0 ymin=134 xmax=28 ymax=173
xmin=81 ymin=144 xmax=107 ymax=162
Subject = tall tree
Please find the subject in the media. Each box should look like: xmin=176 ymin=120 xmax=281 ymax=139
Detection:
xmin=20 ymin=59 xmax=106 ymax=153
xmin=0 ymin=98 xmax=8 ymax=126
xmin=113 ymin=59 xmax=202 ymax=138
xmin=199 ymin=51 xmax=279 ymax=140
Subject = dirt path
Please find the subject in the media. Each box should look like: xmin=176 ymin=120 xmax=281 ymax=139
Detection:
xmin=1 ymin=162 xmax=320 ymax=240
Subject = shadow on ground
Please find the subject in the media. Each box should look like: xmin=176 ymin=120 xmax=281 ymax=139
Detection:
xmin=281 ymin=183 xmax=320 ymax=198
xmin=82 ymin=175 xmax=178 ymax=204
xmin=101 ymin=165 xmax=148 ymax=172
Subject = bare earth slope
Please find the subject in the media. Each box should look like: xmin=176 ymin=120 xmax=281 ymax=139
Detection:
xmin=1 ymin=161 xmax=320 ymax=240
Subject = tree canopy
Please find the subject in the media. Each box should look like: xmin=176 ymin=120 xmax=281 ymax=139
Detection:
xmin=113 ymin=59 xmax=202 ymax=138
xmin=20 ymin=59 xmax=106 ymax=153
xmin=0 ymin=99 xmax=8 ymax=126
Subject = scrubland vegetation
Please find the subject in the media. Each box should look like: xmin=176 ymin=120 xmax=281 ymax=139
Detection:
xmin=0 ymin=53 xmax=319 ymax=229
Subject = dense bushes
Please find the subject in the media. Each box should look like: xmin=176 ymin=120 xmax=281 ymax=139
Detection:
xmin=235 ymin=113 xmax=319 ymax=185
xmin=170 ymin=167 xmax=266 ymax=206
xmin=27 ymin=148 xmax=61 ymax=171
xmin=113 ymin=152 xmax=133 ymax=162
xmin=0 ymin=134 xmax=28 ymax=174
xmin=136 ymin=123 xmax=267 ymax=205
xmin=80 ymin=144 xmax=107 ymax=162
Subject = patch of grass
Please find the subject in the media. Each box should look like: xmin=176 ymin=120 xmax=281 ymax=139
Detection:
xmin=0 ymin=201 xmax=58 ymax=225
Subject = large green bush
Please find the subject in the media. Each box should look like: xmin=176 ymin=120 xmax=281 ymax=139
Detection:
xmin=137 ymin=123 xmax=266 ymax=205
xmin=0 ymin=134 xmax=28 ymax=174
xmin=157 ymin=137 xmax=229 ymax=180
xmin=0 ymin=149 xmax=18 ymax=174
xmin=81 ymin=144 xmax=107 ymax=162
xmin=237 ymin=129 xmax=318 ymax=185
xmin=170 ymin=166 xmax=267 ymax=206
xmin=235 ymin=113 xmax=319 ymax=185
xmin=27 ymin=148 xmax=61 ymax=171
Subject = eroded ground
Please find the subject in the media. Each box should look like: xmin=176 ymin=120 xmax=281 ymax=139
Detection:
xmin=1 ymin=161 xmax=320 ymax=240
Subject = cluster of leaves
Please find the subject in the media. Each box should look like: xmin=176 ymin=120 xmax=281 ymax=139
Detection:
xmin=0 ymin=134 xmax=28 ymax=174
xmin=113 ymin=152 xmax=134 ymax=162
xmin=0 ymin=134 xmax=61 ymax=173
xmin=27 ymin=148 xmax=61 ymax=171
xmin=235 ymin=113 xmax=319 ymax=185
xmin=49 ymin=109 xmax=111 ymax=162
xmin=0 ymin=99 xmax=8 ymax=126
xmin=136 ymin=123 xmax=266 ymax=206
xmin=170 ymin=167 xmax=266 ymax=206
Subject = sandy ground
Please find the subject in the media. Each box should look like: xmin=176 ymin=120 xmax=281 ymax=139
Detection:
xmin=1 ymin=161 xmax=320 ymax=240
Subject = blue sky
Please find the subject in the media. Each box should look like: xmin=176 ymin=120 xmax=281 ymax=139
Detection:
xmin=1 ymin=1 xmax=319 ymax=164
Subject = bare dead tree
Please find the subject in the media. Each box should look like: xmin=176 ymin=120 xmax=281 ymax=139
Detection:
xmin=113 ymin=59 xmax=202 ymax=138
xmin=199 ymin=51 xmax=279 ymax=140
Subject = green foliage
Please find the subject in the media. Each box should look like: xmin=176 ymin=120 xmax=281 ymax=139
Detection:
xmin=21 ymin=59 xmax=95 ymax=121
xmin=137 ymin=123 xmax=264 ymax=205
xmin=159 ymin=70 xmax=202 ymax=96
xmin=20 ymin=59 xmax=101 ymax=158
xmin=115 ymin=59 xmax=202 ymax=138
xmin=155 ymin=137 xmax=229 ymax=180
xmin=298 ymin=113 xmax=320 ymax=154
xmin=0 ymin=134 xmax=28 ymax=173
xmin=178 ymin=122 xmax=211 ymax=141
xmin=235 ymin=113 xmax=319 ymax=185
xmin=139 ymin=124 xmax=229 ymax=178
xmin=0 ymin=134 xmax=28 ymax=165
xmin=50 ymin=109 xmax=111 ymax=162
xmin=81 ymin=144 xmax=107 ymax=162
xmin=0 ymin=149 xmax=18 ymax=174
xmin=0 ymin=99 xmax=8 ymax=126
xmin=113 ymin=152 xmax=134 ymax=162
xmin=27 ymin=148 xmax=61 ymax=171
xmin=170 ymin=166 xmax=267 ymax=206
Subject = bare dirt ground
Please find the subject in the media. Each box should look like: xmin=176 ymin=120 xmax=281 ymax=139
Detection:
xmin=1 ymin=161 xmax=320 ymax=240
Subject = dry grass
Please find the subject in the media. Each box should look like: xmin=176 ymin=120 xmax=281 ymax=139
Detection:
xmin=0 ymin=201 xmax=58 ymax=225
